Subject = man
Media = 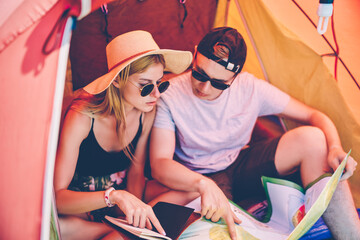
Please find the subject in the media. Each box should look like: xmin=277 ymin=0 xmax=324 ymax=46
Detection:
xmin=150 ymin=27 xmax=359 ymax=240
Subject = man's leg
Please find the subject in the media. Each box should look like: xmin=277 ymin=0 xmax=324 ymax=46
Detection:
xmin=275 ymin=126 xmax=360 ymax=239
xmin=275 ymin=126 xmax=329 ymax=186
xmin=230 ymin=137 xmax=285 ymax=204
xmin=322 ymin=181 xmax=360 ymax=240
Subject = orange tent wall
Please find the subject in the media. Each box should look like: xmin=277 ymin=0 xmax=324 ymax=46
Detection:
xmin=262 ymin=0 xmax=360 ymax=120
xmin=215 ymin=0 xmax=360 ymax=206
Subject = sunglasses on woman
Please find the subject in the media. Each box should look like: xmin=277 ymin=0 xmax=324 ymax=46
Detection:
xmin=191 ymin=69 xmax=231 ymax=90
xmin=130 ymin=81 xmax=170 ymax=97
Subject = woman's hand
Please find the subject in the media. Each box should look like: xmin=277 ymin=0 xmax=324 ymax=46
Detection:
xmin=109 ymin=190 xmax=166 ymax=235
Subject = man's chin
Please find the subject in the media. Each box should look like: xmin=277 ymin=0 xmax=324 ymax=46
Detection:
xmin=193 ymin=88 xmax=209 ymax=99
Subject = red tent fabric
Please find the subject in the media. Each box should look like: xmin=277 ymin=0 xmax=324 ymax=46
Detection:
xmin=0 ymin=0 xmax=105 ymax=239
xmin=70 ymin=0 xmax=217 ymax=90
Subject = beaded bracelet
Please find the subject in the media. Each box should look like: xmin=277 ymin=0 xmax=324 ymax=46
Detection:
xmin=104 ymin=187 xmax=115 ymax=207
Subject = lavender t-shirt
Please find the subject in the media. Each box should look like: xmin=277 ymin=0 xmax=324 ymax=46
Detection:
xmin=154 ymin=71 xmax=290 ymax=174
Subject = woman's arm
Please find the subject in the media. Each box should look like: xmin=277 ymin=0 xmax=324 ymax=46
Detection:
xmin=54 ymin=109 xmax=110 ymax=213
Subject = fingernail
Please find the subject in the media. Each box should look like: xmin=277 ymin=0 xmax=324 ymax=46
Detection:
xmin=162 ymin=231 xmax=166 ymax=235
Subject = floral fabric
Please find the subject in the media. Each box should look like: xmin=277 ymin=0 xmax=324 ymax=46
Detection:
xmin=69 ymin=170 xmax=128 ymax=221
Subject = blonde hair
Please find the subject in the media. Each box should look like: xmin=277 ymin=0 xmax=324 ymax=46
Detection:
xmin=71 ymin=54 xmax=165 ymax=158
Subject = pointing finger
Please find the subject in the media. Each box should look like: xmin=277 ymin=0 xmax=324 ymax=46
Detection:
xmin=148 ymin=211 xmax=166 ymax=236
xmin=224 ymin=212 xmax=237 ymax=240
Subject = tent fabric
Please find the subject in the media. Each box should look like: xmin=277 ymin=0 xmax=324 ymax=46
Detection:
xmin=214 ymin=0 xmax=360 ymax=205
xmin=0 ymin=0 xmax=58 ymax=52
xmin=0 ymin=0 xmax=108 ymax=239
xmin=68 ymin=0 xmax=360 ymax=206
xmin=70 ymin=0 xmax=217 ymax=90
xmin=1 ymin=0 xmax=359 ymax=239
xmin=0 ymin=4 xmax=65 ymax=238
xmin=262 ymin=0 xmax=360 ymax=121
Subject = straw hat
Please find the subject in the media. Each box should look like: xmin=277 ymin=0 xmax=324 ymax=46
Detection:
xmin=83 ymin=30 xmax=193 ymax=94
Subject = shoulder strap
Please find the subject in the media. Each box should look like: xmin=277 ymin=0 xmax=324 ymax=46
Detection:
xmin=90 ymin=117 xmax=94 ymax=129
xmin=139 ymin=112 xmax=144 ymax=126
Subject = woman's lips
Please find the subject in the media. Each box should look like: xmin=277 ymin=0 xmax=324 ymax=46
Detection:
xmin=146 ymin=101 xmax=157 ymax=106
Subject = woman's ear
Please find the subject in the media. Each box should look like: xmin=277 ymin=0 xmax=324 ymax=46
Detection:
xmin=112 ymin=79 xmax=120 ymax=88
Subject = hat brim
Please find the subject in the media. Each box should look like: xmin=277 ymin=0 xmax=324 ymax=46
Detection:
xmin=83 ymin=49 xmax=193 ymax=95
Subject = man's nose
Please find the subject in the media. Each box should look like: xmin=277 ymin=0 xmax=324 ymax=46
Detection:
xmin=199 ymin=80 xmax=212 ymax=92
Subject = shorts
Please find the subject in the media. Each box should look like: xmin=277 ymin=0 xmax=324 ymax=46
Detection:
xmin=205 ymin=137 xmax=301 ymax=204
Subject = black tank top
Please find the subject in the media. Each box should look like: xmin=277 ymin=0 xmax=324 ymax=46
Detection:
xmin=75 ymin=116 xmax=143 ymax=177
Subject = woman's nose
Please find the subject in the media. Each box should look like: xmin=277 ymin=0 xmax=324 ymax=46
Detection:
xmin=151 ymin=84 xmax=161 ymax=98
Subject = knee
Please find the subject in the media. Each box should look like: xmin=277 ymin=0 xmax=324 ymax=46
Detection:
xmin=59 ymin=215 xmax=114 ymax=240
xmin=294 ymin=126 xmax=327 ymax=153
xmin=59 ymin=215 xmax=83 ymax=228
xmin=283 ymin=126 xmax=327 ymax=161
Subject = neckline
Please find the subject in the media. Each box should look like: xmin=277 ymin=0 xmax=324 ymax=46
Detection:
xmin=90 ymin=115 xmax=143 ymax=154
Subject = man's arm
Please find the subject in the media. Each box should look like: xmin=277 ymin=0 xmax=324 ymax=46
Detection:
xmin=150 ymin=127 xmax=241 ymax=240
xmin=150 ymin=127 xmax=205 ymax=191
xmin=279 ymin=97 xmax=357 ymax=178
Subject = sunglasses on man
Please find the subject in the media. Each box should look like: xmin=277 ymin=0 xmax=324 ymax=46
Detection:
xmin=191 ymin=69 xmax=231 ymax=90
xmin=130 ymin=81 xmax=170 ymax=97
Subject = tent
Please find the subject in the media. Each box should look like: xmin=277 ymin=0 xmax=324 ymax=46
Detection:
xmin=0 ymin=0 xmax=359 ymax=239
xmin=0 ymin=0 xmax=106 ymax=239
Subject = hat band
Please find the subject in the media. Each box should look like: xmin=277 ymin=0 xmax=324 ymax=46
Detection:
xmin=108 ymin=49 xmax=156 ymax=72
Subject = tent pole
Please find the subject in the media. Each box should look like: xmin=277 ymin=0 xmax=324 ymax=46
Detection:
xmin=234 ymin=0 xmax=288 ymax=132
xmin=224 ymin=0 xmax=230 ymax=26
xmin=40 ymin=17 xmax=74 ymax=240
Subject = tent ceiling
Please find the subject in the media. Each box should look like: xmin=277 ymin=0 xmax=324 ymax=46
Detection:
xmin=262 ymin=0 xmax=360 ymax=121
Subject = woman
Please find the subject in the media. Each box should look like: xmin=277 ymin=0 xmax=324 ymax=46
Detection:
xmin=54 ymin=30 xmax=192 ymax=240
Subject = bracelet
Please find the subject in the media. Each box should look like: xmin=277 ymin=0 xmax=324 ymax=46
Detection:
xmin=104 ymin=187 xmax=115 ymax=207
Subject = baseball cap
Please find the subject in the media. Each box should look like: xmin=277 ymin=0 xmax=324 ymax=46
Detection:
xmin=197 ymin=27 xmax=247 ymax=73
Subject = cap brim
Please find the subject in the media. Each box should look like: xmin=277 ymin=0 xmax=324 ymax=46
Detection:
xmin=83 ymin=49 xmax=193 ymax=95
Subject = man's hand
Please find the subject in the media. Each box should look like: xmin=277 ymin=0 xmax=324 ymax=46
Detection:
xmin=327 ymin=146 xmax=357 ymax=180
xmin=198 ymin=178 xmax=241 ymax=240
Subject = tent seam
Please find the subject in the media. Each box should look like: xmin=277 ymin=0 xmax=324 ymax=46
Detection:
xmin=234 ymin=0 xmax=269 ymax=83
xmin=234 ymin=0 xmax=288 ymax=132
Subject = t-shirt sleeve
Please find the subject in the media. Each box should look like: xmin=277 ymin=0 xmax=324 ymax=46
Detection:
xmin=153 ymin=97 xmax=176 ymax=131
xmin=255 ymin=78 xmax=290 ymax=116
